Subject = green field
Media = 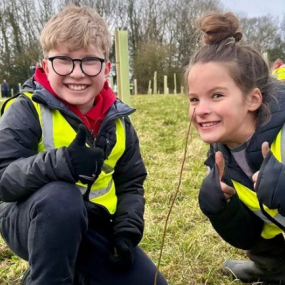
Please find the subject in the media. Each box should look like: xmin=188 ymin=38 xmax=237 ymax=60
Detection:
xmin=0 ymin=95 xmax=246 ymax=285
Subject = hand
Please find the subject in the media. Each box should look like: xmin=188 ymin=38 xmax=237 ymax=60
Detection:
xmin=252 ymin=142 xmax=270 ymax=188
xmin=215 ymin=151 xmax=236 ymax=201
xmin=108 ymin=239 xmax=134 ymax=272
xmin=67 ymin=125 xmax=104 ymax=184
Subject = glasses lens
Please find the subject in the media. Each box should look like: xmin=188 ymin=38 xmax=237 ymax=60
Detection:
xmin=52 ymin=57 xmax=73 ymax=75
xmin=82 ymin=58 xmax=103 ymax=76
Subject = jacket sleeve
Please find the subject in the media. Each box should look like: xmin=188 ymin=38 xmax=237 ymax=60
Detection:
xmin=256 ymin=150 xmax=285 ymax=216
xmin=112 ymin=117 xmax=147 ymax=247
xmin=199 ymin=165 xmax=263 ymax=250
xmin=0 ymin=97 xmax=76 ymax=202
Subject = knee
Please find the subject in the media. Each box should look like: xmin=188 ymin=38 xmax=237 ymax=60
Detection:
xmin=31 ymin=182 xmax=86 ymax=221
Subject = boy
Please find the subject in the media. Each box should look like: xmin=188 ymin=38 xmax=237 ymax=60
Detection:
xmin=0 ymin=6 xmax=168 ymax=285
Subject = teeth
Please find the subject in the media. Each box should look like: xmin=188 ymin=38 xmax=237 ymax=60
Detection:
xmin=201 ymin=122 xmax=218 ymax=127
xmin=67 ymin=84 xmax=87 ymax=91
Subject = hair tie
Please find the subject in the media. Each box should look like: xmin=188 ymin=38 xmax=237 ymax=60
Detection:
xmin=225 ymin=36 xmax=235 ymax=45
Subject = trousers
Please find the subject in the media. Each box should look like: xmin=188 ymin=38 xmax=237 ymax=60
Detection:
xmin=0 ymin=181 xmax=168 ymax=285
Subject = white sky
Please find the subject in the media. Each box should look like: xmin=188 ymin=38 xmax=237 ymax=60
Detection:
xmin=220 ymin=0 xmax=285 ymax=20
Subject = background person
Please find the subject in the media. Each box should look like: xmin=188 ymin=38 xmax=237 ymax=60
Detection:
xmin=271 ymin=58 xmax=285 ymax=81
xmin=1 ymin=79 xmax=9 ymax=97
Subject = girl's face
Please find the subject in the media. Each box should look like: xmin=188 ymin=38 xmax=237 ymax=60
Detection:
xmin=188 ymin=62 xmax=262 ymax=148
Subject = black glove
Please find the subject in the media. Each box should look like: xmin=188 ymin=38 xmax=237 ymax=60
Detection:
xmin=67 ymin=125 xmax=104 ymax=184
xmin=256 ymin=150 xmax=285 ymax=216
xmin=198 ymin=164 xmax=227 ymax=216
xmin=108 ymin=239 xmax=134 ymax=272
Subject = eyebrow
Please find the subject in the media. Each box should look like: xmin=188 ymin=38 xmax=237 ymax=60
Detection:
xmin=189 ymin=86 xmax=228 ymax=96
xmin=52 ymin=54 xmax=100 ymax=58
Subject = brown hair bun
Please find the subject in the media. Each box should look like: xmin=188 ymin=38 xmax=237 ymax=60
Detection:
xmin=199 ymin=12 xmax=243 ymax=44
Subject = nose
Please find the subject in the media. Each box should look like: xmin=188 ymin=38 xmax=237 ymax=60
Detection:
xmin=70 ymin=61 xmax=85 ymax=78
xmin=195 ymin=100 xmax=211 ymax=117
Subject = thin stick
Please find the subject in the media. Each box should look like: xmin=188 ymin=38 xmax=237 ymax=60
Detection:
xmin=154 ymin=108 xmax=196 ymax=284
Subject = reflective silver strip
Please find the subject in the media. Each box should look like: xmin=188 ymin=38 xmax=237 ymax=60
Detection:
xmin=254 ymin=210 xmax=285 ymax=227
xmin=274 ymin=213 xmax=285 ymax=226
xmin=78 ymin=186 xmax=87 ymax=195
xmin=40 ymin=105 xmax=55 ymax=150
xmin=281 ymin=122 xmax=285 ymax=164
xmin=120 ymin=117 xmax=126 ymax=133
xmin=78 ymin=180 xmax=112 ymax=199
xmin=89 ymin=180 xmax=112 ymax=199
xmin=102 ymin=164 xmax=113 ymax=174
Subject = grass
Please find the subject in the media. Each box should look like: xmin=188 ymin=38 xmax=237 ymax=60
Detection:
xmin=0 ymin=95 xmax=248 ymax=285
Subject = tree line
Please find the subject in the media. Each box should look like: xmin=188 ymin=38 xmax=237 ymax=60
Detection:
xmin=0 ymin=0 xmax=284 ymax=93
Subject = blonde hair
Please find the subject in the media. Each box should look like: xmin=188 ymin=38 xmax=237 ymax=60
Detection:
xmin=40 ymin=6 xmax=112 ymax=59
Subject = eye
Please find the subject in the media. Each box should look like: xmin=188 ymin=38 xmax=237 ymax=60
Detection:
xmin=213 ymin=93 xmax=223 ymax=99
xmin=57 ymin=56 xmax=71 ymax=62
xmin=83 ymin=57 xmax=101 ymax=65
xmin=189 ymin=97 xmax=199 ymax=103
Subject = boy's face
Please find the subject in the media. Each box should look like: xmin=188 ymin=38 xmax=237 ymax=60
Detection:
xmin=42 ymin=44 xmax=111 ymax=114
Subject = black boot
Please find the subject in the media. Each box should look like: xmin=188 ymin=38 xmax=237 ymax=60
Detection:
xmin=223 ymin=235 xmax=285 ymax=284
xmin=223 ymin=259 xmax=285 ymax=284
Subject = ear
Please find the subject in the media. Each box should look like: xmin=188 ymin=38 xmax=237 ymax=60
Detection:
xmin=42 ymin=59 xmax=50 ymax=77
xmin=247 ymin=88 xmax=263 ymax=112
xmin=103 ymin=60 xmax=111 ymax=78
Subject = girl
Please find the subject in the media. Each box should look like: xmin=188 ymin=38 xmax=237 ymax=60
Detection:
xmin=186 ymin=12 xmax=285 ymax=284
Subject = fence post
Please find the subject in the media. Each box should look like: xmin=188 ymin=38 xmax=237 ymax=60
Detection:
xmin=148 ymin=80 xmax=152 ymax=94
xmin=153 ymin=71 xmax=157 ymax=94
xmin=115 ymin=29 xmax=131 ymax=105
xmin=174 ymin=73 xmax=177 ymax=95
xmin=164 ymin=75 xmax=168 ymax=94
xmin=134 ymin=79 xmax=137 ymax=95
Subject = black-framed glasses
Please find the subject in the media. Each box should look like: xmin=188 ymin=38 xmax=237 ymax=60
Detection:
xmin=47 ymin=56 xmax=106 ymax=77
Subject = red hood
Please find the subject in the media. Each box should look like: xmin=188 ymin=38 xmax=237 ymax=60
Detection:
xmin=34 ymin=67 xmax=116 ymax=136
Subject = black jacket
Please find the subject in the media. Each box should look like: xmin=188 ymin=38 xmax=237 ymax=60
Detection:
xmin=0 ymin=78 xmax=147 ymax=247
xmin=199 ymin=85 xmax=285 ymax=250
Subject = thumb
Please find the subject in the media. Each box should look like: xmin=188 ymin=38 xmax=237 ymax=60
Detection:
xmin=215 ymin=151 xmax=225 ymax=181
xmin=73 ymin=125 xmax=87 ymax=146
xmin=261 ymin=141 xmax=270 ymax=159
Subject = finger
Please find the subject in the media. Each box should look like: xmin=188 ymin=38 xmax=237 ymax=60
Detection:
xmin=221 ymin=182 xmax=236 ymax=196
xmin=252 ymin=171 xmax=259 ymax=183
xmin=215 ymin=151 xmax=225 ymax=181
xmin=74 ymin=125 xmax=87 ymax=146
xmin=261 ymin=141 xmax=270 ymax=159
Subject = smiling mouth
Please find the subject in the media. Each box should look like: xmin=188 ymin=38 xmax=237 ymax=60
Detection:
xmin=199 ymin=121 xmax=220 ymax=127
xmin=66 ymin=84 xmax=89 ymax=91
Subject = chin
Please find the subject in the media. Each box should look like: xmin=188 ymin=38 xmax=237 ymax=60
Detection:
xmin=200 ymin=135 xmax=221 ymax=144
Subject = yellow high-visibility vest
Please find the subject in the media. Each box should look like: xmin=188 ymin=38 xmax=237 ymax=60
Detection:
xmin=232 ymin=123 xmax=285 ymax=239
xmin=272 ymin=66 xmax=285 ymax=81
xmin=5 ymin=92 xmax=126 ymax=214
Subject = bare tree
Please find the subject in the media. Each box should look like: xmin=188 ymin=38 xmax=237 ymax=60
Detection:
xmin=240 ymin=15 xmax=280 ymax=52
